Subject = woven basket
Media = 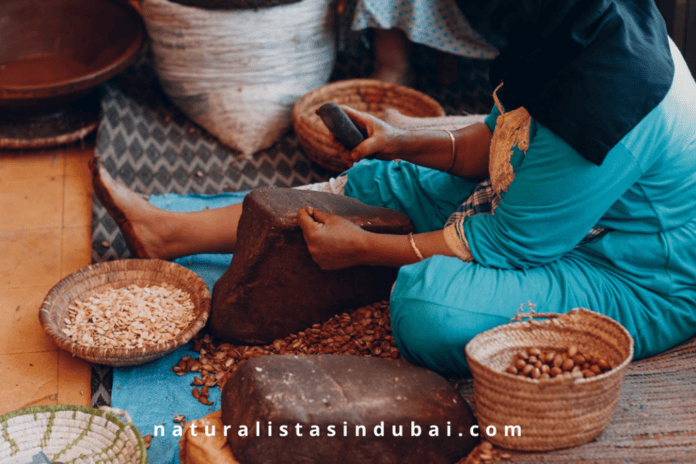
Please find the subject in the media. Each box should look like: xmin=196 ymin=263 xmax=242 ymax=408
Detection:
xmin=0 ymin=405 xmax=146 ymax=463
xmin=292 ymin=79 xmax=446 ymax=172
xmin=465 ymin=308 xmax=634 ymax=451
xmin=39 ymin=259 xmax=211 ymax=367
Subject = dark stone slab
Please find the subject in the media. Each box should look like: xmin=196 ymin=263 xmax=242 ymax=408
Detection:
xmin=210 ymin=187 xmax=413 ymax=344
xmin=221 ymin=355 xmax=479 ymax=464
xmin=316 ymin=103 xmax=366 ymax=150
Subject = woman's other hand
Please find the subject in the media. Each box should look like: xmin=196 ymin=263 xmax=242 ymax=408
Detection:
xmin=340 ymin=106 xmax=407 ymax=166
xmin=297 ymin=207 xmax=367 ymax=270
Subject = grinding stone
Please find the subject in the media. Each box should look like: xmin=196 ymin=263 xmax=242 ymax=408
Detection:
xmin=210 ymin=187 xmax=413 ymax=344
xmin=221 ymin=355 xmax=479 ymax=464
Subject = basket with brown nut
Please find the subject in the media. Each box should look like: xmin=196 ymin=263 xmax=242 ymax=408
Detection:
xmin=465 ymin=305 xmax=634 ymax=452
xmin=39 ymin=259 xmax=211 ymax=367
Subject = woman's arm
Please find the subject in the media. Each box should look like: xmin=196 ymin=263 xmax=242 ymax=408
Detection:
xmin=340 ymin=106 xmax=492 ymax=179
xmin=297 ymin=208 xmax=461 ymax=269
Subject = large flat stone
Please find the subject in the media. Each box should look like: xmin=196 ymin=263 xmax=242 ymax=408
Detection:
xmin=221 ymin=355 xmax=479 ymax=464
xmin=210 ymin=187 xmax=413 ymax=344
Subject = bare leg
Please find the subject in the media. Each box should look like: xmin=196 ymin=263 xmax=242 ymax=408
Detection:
xmin=370 ymin=28 xmax=414 ymax=86
xmin=91 ymin=158 xmax=243 ymax=260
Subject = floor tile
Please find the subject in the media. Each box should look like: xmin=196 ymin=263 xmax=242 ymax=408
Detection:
xmin=63 ymin=174 xmax=93 ymax=228
xmin=61 ymin=226 xmax=93 ymax=278
xmin=0 ymin=351 xmax=58 ymax=415
xmin=0 ymin=175 xmax=64 ymax=231
xmin=0 ymin=287 xmax=58 ymax=355
xmin=57 ymin=350 xmax=92 ymax=407
xmin=64 ymin=140 xmax=95 ymax=179
xmin=0 ymin=228 xmax=62 ymax=288
xmin=0 ymin=148 xmax=64 ymax=181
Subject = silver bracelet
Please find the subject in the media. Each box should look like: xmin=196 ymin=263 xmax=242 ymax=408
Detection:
xmin=443 ymin=130 xmax=457 ymax=174
xmin=408 ymin=232 xmax=424 ymax=261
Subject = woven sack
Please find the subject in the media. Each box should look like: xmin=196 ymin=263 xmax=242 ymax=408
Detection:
xmin=39 ymin=259 xmax=211 ymax=367
xmin=141 ymin=0 xmax=336 ymax=156
xmin=465 ymin=308 xmax=634 ymax=451
xmin=292 ymin=79 xmax=446 ymax=172
xmin=0 ymin=405 xmax=146 ymax=463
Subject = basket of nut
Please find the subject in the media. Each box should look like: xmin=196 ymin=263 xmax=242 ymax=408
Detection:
xmin=39 ymin=259 xmax=211 ymax=367
xmin=465 ymin=305 xmax=634 ymax=452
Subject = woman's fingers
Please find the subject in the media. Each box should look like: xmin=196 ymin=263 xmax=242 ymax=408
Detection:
xmin=297 ymin=207 xmax=320 ymax=234
xmin=340 ymin=106 xmax=373 ymax=131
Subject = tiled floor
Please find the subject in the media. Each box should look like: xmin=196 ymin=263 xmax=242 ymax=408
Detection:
xmin=0 ymin=138 xmax=94 ymax=415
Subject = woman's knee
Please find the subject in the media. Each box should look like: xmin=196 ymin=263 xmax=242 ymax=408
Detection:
xmin=390 ymin=296 xmax=473 ymax=376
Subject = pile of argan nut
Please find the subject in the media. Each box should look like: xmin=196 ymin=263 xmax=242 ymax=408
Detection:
xmin=506 ymin=345 xmax=613 ymax=380
xmin=171 ymin=301 xmax=402 ymax=407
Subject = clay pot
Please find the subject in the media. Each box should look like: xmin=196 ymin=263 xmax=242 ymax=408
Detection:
xmin=0 ymin=0 xmax=144 ymax=114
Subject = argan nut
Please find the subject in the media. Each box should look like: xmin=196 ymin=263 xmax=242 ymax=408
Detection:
xmin=561 ymin=358 xmax=575 ymax=371
xmin=572 ymin=354 xmax=586 ymax=364
xmin=553 ymin=354 xmax=564 ymax=368
xmin=582 ymin=369 xmax=596 ymax=378
xmin=533 ymin=360 xmax=543 ymax=369
xmin=517 ymin=351 xmax=529 ymax=360
xmin=528 ymin=355 xmax=538 ymax=364
xmin=522 ymin=364 xmax=534 ymax=375
xmin=544 ymin=350 xmax=556 ymax=363
xmin=590 ymin=364 xmax=602 ymax=375
xmin=539 ymin=373 xmax=550 ymax=380
xmin=530 ymin=367 xmax=541 ymax=379
xmin=528 ymin=347 xmax=542 ymax=357
xmin=550 ymin=367 xmax=563 ymax=377
xmin=540 ymin=364 xmax=550 ymax=374
xmin=514 ymin=359 xmax=527 ymax=370
xmin=192 ymin=388 xmax=201 ymax=399
xmin=506 ymin=366 xmax=518 ymax=375
xmin=571 ymin=370 xmax=584 ymax=379
xmin=597 ymin=358 xmax=611 ymax=370
xmin=567 ymin=345 xmax=578 ymax=357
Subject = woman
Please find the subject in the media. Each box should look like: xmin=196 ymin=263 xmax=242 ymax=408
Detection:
xmin=94 ymin=0 xmax=696 ymax=377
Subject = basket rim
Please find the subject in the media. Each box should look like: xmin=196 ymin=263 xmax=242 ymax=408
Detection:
xmin=38 ymin=258 xmax=211 ymax=366
xmin=465 ymin=308 xmax=635 ymax=386
xmin=0 ymin=404 xmax=147 ymax=464
xmin=292 ymin=78 xmax=446 ymax=118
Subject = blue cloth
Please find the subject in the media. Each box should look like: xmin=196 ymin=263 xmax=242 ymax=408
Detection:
xmin=344 ymin=40 xmax=696 ymax=376
xmin=111 ymin=191 xmax=246 ymax=464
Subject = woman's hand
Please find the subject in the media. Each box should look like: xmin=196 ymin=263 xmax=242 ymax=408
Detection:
xmin=338 ymin=106 xmax=408 ymax=167
xmin=297 ymin=207 xmax=368 ymax=270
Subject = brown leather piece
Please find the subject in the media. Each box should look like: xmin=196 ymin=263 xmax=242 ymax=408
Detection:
xmin=221 ymin=355 xmax=479 ymax=464
xmin=210 ymin=187 xmax=413 ymax=344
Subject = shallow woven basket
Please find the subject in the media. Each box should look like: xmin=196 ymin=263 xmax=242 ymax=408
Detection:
xmin=465 ymin=308 xmax=634 ymax=451
xmin=292 ymin=79 xmax=446 ymax=172
xmin=0 ymin=405 xmax=146 ymax=463
xmin=39 ymin=259 xmax=211 ymax=367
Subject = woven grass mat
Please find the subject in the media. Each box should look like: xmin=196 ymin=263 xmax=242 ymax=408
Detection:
xmin=88 ymin=43 xmax=492 ymax=407
xmin=454 ymin=335 xmax=696 ymax=463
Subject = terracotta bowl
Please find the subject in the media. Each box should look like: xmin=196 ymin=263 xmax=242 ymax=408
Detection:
xmin=0 ymin=0 xmax=144 ymax=113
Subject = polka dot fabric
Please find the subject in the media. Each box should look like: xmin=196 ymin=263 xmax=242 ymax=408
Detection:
xmin=343 ymin=0 xmax=498 ymax=59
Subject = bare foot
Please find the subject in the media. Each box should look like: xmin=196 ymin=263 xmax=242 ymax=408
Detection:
xmin=90 ymin=158 xmax=172 ymax=259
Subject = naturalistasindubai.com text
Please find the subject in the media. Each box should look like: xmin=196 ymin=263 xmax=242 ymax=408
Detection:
xmin=154 ymin=421 xmax=522 ymax=439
